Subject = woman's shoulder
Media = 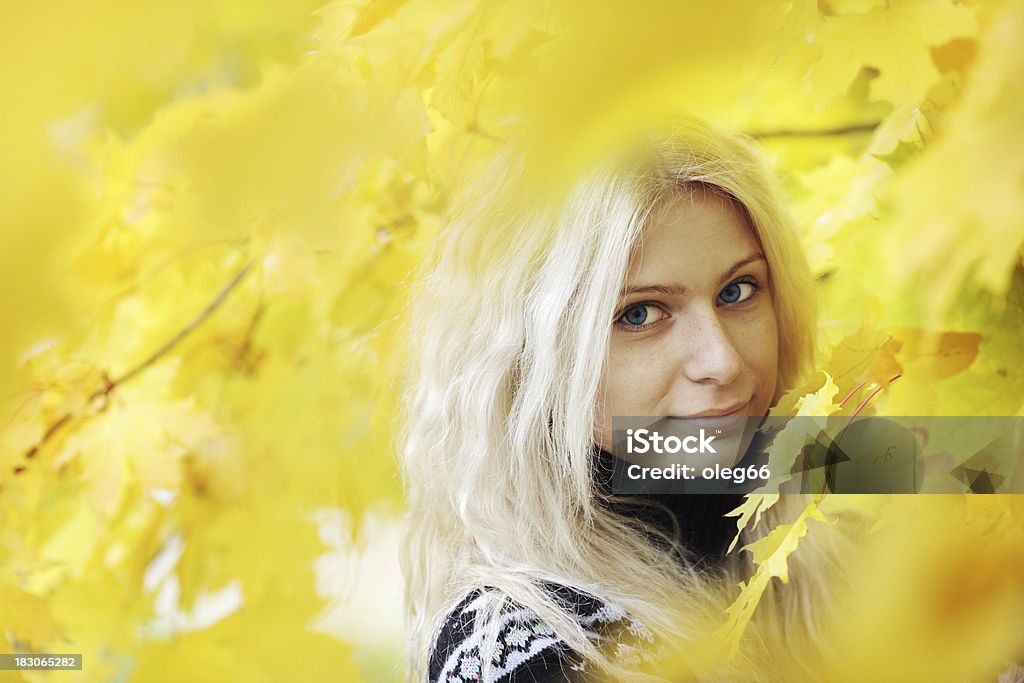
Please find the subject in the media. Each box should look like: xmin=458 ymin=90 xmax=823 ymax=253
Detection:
xmin=428 ymin=582 xmax=656 ymax=683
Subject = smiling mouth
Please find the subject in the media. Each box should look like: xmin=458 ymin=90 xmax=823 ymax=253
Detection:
xmin=664 ymin=407 xmax=751 ymax=434
xmin=683 ymin=399 xmax=752 ymax=419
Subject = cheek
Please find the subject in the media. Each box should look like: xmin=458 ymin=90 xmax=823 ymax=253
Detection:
xmin=601 ymin=342 xmax=674 ymax=415
xmin=741 ymin=306 xmax=779 ymax=393
xmin=595 ymin=346 xmax=671 ymax=450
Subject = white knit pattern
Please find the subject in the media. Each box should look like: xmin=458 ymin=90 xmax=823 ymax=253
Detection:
xmin=433 ymin=590 xmax=653 ymax=683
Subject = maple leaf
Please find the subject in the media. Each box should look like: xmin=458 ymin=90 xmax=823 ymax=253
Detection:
xmin=808 ymin=0 xmax=977 ymax=108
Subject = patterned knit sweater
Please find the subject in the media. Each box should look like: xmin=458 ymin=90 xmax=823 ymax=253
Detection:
xmin=428 ymin=448 xmax=744 ymax=682
xmin=428 ymin=583 xmax=656 ymax=682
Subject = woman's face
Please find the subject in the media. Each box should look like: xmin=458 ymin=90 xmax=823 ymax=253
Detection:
xmin=594 ymin=186 xmax=779 ymax=452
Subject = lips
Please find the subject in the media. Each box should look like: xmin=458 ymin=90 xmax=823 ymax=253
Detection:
xmin=689 ymin=401 xmax=750 ymax=418
xmin=671 ymin=400 xmax=752 ymax=433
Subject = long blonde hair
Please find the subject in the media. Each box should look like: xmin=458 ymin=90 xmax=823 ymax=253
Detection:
xmin=400 ymin=120 xmax=843 ymax=681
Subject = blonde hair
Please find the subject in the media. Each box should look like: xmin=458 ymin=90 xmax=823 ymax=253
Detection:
xmin=399 ymin=120 xmax=843 ymax=681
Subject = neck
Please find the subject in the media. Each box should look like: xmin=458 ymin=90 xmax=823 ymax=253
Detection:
xmin=593 ymin=446 xmax=746 ymax=569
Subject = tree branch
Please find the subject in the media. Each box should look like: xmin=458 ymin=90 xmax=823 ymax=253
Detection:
xmin=19 ymin=261 xmax=253 ymax=466
xmin=749 ymin=122 xmax=880 ymax=139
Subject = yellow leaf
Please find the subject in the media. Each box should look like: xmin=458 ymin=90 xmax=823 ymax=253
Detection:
xmin=759 ymin=373 xmax=842 ymax=495
xmin=882 ymin=0 xmax=1024 ymax=313
xmin=743 ymin=503 xmax=830 ymax=583
xmin=794 ymin=371 xmax=841 ymax=416
xmin=809 ymin=0 xmax=977 ymax=107
xmin=0 ymin=582 xmax=64 ymax=645
xmin=716 ymin=499 xmax=831 ymax=659
xmin=724 ymin=493 xmax=779 ymax=554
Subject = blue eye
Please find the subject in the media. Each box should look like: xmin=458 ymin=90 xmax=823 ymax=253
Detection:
xmin=718 ymin=280 xmax=757 ymax=305
xmin=617 ymin=304 xmax=664 ymax=329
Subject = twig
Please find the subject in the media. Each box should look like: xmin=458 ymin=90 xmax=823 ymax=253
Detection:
xmin=18 ymin=261 xmax=253 ymax=467
xmin=749 ymin=122 xmax=880 ymax=139
xmin=838 ymin=382 xmax=867 ymax=407
xmin=110 ymin=262 xmax=251 ymax=388
xmin=819 ymin=373 xmax=903 ymax=495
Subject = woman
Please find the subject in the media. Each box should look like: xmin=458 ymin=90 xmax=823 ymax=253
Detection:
xmin=400 ymin=120 xmax=844 ymax=681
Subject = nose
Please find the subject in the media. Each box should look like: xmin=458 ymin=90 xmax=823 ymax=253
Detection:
xmin=679 ymin=306 xmax=744 ymax=385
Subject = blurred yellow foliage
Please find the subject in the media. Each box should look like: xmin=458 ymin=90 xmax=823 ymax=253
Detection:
xmin=1 ymin=0 xmax=1023 ymax=680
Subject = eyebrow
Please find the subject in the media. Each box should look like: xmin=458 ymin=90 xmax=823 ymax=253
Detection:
xmin=620 ymin=252 xmax=766 ymax=297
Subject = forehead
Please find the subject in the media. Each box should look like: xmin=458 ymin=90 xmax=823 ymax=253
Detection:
xmin=625 ymin=186 xmax=761 ymax=285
